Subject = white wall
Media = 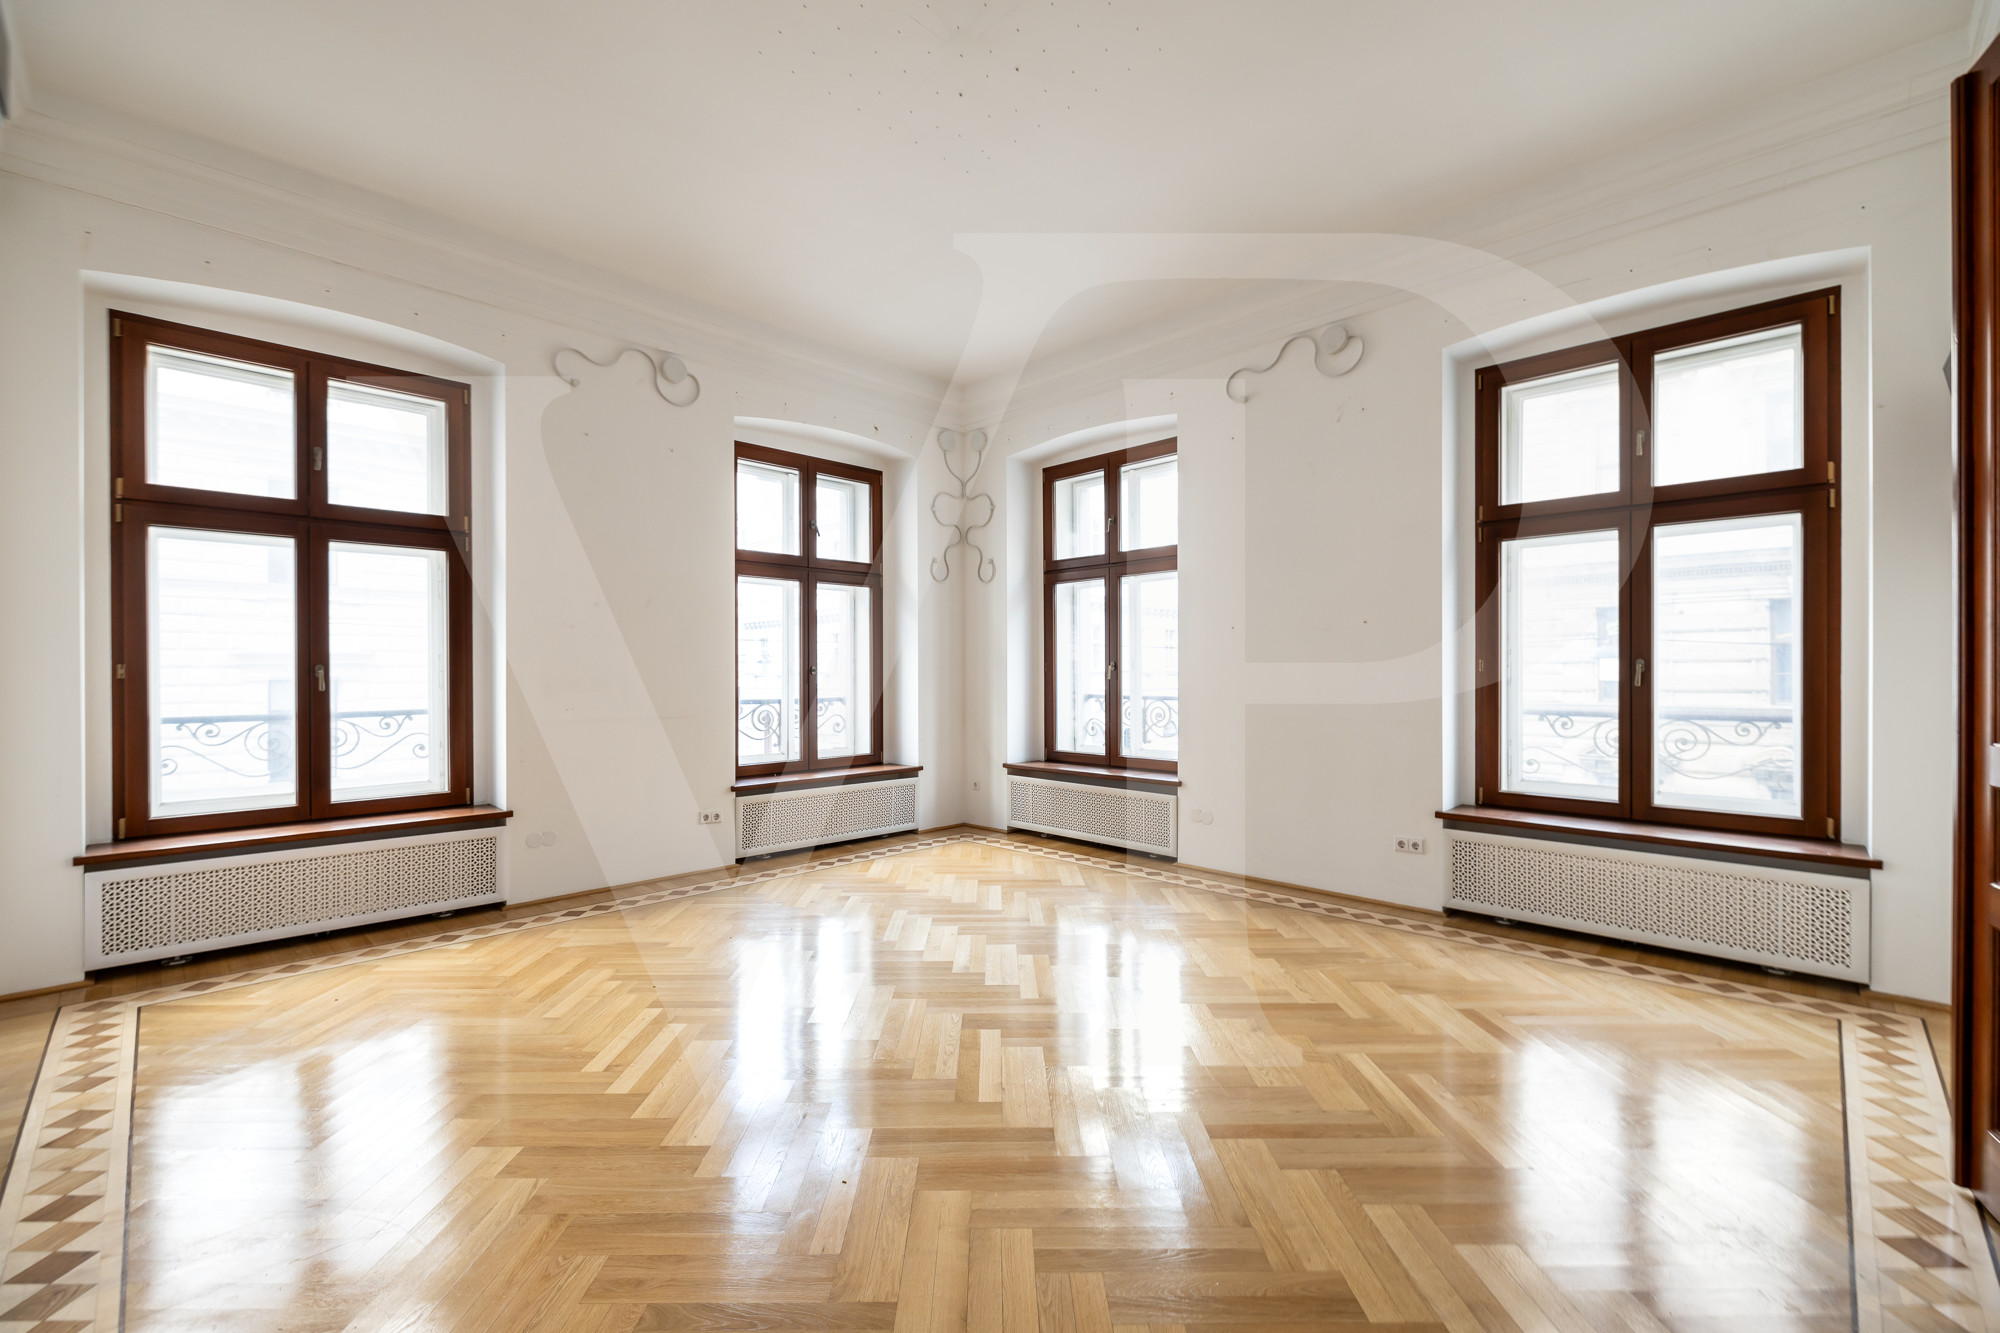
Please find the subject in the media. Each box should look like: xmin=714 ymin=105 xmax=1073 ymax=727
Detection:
xmin=956 ymin=43 xmax=1957 ymax=1002
xmin=0 ymin=116 xmax=959 ymax=996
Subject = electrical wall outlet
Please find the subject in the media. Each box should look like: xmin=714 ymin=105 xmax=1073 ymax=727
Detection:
xmin=1188 ymin=808 xmax=1214 ymax=825
xmin=972 ymin=780 xmax=981 ymax=792
xmin=1394 ymin=836 xmax=1427 ymax=854
xmin=699 ymin=811 xmax=723 ymax=825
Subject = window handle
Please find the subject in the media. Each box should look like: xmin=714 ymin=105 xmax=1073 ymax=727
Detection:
xmin=1633 ymin=658 xmax=1646 ymax=689
xmin=312 ymin=446 xmax=323 ymax=471
xmin=316 ymin=665 xmax=327 ymax=692
xmin=1107 ymin=659 xmax=1116 ymax=680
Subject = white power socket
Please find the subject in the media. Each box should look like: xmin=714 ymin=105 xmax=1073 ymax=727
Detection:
xmin=1394 ymin=836 xmax=1427 ymax=855
xmin=699 ymin=811 xmax=723 ymax=825
xmin=972 ymin=780 xmax=981 ymax=792
xmin=1188 ymin=808 xmax=1214 ymax=825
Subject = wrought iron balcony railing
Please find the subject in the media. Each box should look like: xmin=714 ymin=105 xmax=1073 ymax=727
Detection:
xmin=738 ymin=697 xmax=850 ymax=755
xmin=1518 ymin=702 xmax=1796 ymax=803
xmin=1073 ymin=693 xmax=1178 ymax=748
xmin=158 ymin=709 xmax=431 ymax=780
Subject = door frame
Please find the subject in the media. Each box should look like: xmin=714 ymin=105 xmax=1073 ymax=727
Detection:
xmin=1952 ymin=33 xmax=2000 ymax=1200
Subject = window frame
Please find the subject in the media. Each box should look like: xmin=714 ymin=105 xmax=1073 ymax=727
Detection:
xmin=1473 ymin=289 xmax=1840 ymax=840
xmin=109 ymin=312 xmax=475 ymax=840
xmin=1041 ymin=437 xmax=1180 ymax=773
xmin=734 ymin=442 xmax=885 ymax=779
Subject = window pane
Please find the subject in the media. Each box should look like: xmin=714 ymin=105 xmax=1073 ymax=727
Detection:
xmin=326 ymin=381 xmax=448 ymax=515
xmin=1501 ymin=529 xmax=1621 ymax=800
xmin=1652 ymin=325 xmax=1803 ymax=487
xmin=1052 ymin=579 xmax=1106 ymax=754
xmin=1052 ymin=470 xmax=1105 ymax=560
xmin=1652 ymin=513 xmax=1803 ymax=819
xmin=147 ymin=346 xmax=296 ymax=499
xmin=816 ymin=584 xmax=872 ymax=758
xmin=1120 ymin=570 xmax=1178 ymax=761
xmin=738 ymin=576 xmax=801 ymax=763
xmin=328 ymin=543 xmax=451 ymax=802
xmin=1120 ymin=455 xmax=1178 ymax=550
xmin=738 ymin=460 xmax=801 ymax=555
xmin=1501 ymin=364 xmax=1619 ymax=504
xmin=816 ymin=474 xmax=872 ymax=563
xmin=148 ymin=527 xmax=297 ymax=817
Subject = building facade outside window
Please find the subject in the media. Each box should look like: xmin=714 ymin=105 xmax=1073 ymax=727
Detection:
xmin=734 ymin=443 xmax=884 ymax=777
xmin=109 ymin=313 xmax=474 ymax=839
xmin=1042 ymin=439 xmax=1180 ymax=772
xmin=1473 ymin=289 xmax=1841 ymax=840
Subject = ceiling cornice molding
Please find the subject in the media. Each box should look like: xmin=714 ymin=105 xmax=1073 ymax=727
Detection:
xmin=0 ymin=97 xmax=949 ymax=428
xmin=949 ymin=31 xmax=1962 ymax=429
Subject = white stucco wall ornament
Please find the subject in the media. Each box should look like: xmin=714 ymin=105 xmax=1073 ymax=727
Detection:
xmin=930 ymin=427 xmax=995 ymax=583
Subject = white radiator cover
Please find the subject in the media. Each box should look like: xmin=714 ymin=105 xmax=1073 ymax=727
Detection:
xmin=1446 ymin=831 xmax=1869 ymax=983
xmin=735 ymin=778 xmax=918 ymax=857
xmin=83 ymin=827 xmax=502 ymax=970
xmin=1007 ymin=775 xmax=1177 ymax=858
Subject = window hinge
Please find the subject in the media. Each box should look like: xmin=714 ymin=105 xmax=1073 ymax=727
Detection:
xmin=115 ymin=663 xmax=125 ymax=680
xmin=463 ymin=387 xmax=470 ymax=406
xmin=1829 ymin=488 xmax=1836 ymax=510
xmin=462 ymin=516 xmax=471 ymax=533
xmin=116 ymin=817 xmax=126 ymax=839
xmin=113 ymin=503 xmax=122 ymax=523
xmin=1477 ymin=658 xmax=1484 ymax=674
xmin=465 ymin=787 xmax=472 ymax=804
xmin=1829 ymin=293 xmax=1837 ymax=316
xmin=1476 ymin=786 xmax=1483 ymax=804
xmin=1477 ymin=504 xmax=1483 ymax=522
xmin=114 ymin=477 xmax=124 ymax=498
xmin=1636 ymin=427 xmax=1647 ymax=457
xmin=1828 ymin=461 xmax=1836 ymax=483
xmin=1827 ymin=816 xmax=1836 ymax=838
xmin=1477 ymin=370 xmax=1485 ymax=389
xmin=112 ymin=317 xmax=122 ymax=337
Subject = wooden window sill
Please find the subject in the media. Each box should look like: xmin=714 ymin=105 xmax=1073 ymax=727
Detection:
xmin=75 ymin=805 xmax=513 ymax=869
xmin=732 ymin=764 xmax=922 ymax=796
xmin=1435 ymin=805 xmax=1881 ymax=871
xmin=1004 ymin=761 xmax=1181 ymax=792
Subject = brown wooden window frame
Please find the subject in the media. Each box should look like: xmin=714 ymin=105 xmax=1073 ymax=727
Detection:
xmin=1041 ymin=438 xmax=1180 ymax=774
xmin=109 ymin=312 xmax=475 ymax=840
xmin=734 ymin=443 xmax=886 ymax=779
xmin=1473 ymin=289 xmax=1841 ymax=841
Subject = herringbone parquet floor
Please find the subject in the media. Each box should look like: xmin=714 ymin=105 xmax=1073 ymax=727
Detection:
xmin=24 ymin=837 xmax=1978 ymax=1330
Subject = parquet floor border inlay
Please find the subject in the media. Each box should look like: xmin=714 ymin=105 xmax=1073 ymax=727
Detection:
xmin=0 ymin=830 xmax=1992 ymax=1330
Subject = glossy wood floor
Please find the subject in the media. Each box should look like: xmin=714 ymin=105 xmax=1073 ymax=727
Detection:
xmin=12 ymin=834 xmax=1969 ymax=1331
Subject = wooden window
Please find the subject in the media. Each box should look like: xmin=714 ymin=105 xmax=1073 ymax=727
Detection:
xmin=735 ymin=444 xmax=884 ymax=777
xmin=110 ymin=312 xmax=474 ymax=839
xmin=1474 ymin=290 xmax=1840 ymax=840
xmin=1042 ymin=439 xmax=1179 ymax=773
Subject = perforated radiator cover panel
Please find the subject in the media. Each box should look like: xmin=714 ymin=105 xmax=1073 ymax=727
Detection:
xmin=1446 ymin=832 xmax=1868 ymax=983
xmin=1007 ymin=776 xmax=1177 ymax=857
xmin=736 ymin=779 xmax=919 ymax=856
xmin=85 ymin=831 xmax=500 ymax=968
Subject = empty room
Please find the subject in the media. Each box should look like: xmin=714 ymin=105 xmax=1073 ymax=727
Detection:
xmin=5 ymin=2 xmax=2000 ymax=1329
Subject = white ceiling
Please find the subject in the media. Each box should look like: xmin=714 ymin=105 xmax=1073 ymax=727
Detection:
xmin=10 ymin=0 xmax=1968 ymax=382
